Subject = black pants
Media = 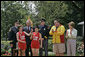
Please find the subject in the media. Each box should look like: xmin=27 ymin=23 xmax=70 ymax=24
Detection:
xmin=39 ymin=39 xmax=48 ymax=56
xmin=25 ymin=41 xmax=32 ymax=56
xmin=10 ymin=42 xmax=18 ymax=56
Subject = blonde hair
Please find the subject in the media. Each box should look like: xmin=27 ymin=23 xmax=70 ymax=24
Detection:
xmin=68 ymin=21 xmax=75 ymax=28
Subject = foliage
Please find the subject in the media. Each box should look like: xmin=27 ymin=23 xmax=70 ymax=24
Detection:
xmin=1 ymin=40 xmax=84 ymax=56
xmin=1 ymin=1 xmax=30 ymax=40
xmin=1 ymin=41 xmax=11 ymax=56
xmin=76 ymin=41 xmax=84 ymax=56
xmin=34 ymin=1 xmax=68 ymax=26
xmin=1 ymin=1 xmax=84 ymax=41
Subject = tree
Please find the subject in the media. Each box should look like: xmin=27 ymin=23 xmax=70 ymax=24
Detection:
xmin=1 ymin=1 xmax=29 ymax=40
xmin=34 ymin=1 xmax=68 ymax=26
xmin=33 ymin=1 xmax=84 ymax=29
xmin=64 ymin=1 xmax=84 ymax=36
xmin=1 ymin=1 xmax=84 ymax=40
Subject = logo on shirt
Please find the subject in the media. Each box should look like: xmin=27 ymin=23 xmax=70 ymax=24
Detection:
xmin=44 ymin=28 xmax=46 ymax=30
xmin=33 ymin=36 xmax=38 ymax=40
xmin=20 ymin=36 xmax=25 ymax=40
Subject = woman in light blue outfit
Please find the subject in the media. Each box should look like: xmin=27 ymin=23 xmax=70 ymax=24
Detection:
xmin=66 ymin=21 xmax=77 ymax=56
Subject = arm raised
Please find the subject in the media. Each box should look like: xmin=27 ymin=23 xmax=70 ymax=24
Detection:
xmin=24 ymin=31 xmax=31 ymax=36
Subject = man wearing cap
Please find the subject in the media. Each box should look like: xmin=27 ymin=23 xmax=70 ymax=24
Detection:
xmin=8 ymin=20 xmax=20 ymax=56
xmin=23 ymin=20 xmax=32 ymax=56
xmin=38 ymin=19 xmax=49 ymax=56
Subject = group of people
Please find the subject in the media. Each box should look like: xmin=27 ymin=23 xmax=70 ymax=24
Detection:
xmin=8 ymin=18 xmax=77 ymax=56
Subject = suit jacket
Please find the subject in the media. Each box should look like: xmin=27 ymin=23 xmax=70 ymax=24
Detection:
xmin=23 ymin=26 xmax=31 ymax=44
xmin=8 ymin=26 xmax=18 ymax=42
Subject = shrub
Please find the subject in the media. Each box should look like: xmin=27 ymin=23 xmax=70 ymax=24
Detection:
xmin=1 ymin=41 xmax=11 ymax=56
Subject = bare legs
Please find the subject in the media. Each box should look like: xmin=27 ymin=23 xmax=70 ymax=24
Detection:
xmin=32 ymin=48 xmax=39 ymax=56
xmin=56 ymin=53 xmax=64 ymax=56
xmin=18 ymin=49 xmax=25 ymax=56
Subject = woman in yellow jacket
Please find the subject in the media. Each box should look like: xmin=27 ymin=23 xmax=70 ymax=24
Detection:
xmin=49 ymin=20 xmax=65 ymax=56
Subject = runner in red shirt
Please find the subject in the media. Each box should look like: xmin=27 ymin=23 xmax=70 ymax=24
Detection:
xmin=30 ymin=26 xmax=43 ymax=56
xmin=16 ymin=25 xmax=31 ymax=56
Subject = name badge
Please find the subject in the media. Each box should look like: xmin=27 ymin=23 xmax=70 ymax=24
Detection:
xmin=44 ymin=28 xmax=46 ymax=30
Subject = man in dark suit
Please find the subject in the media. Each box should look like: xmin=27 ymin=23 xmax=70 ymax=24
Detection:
xmin=23 ymin=21 xmax=32 ymax=56
xmin=8 ymin=20 xmax=20 ymax=56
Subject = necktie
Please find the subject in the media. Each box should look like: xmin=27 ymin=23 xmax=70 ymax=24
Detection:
xmin=28 ymin=27 xmax=29 ymax=32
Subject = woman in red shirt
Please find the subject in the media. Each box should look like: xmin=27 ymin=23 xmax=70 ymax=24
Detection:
xmin=30 ymin=26 xmax=43 ymax=56
xmin=16 ymin=25 xmax=31 ymax=56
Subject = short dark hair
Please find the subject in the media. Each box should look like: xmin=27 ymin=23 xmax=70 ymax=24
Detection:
xmin=17 ymin=25 xmax=22 ymax=30
xmin=41 ymin=18 xmax=46 ymax=22
xmin=34 ymin=25 xmax=39 ymax=29
xmin=15 ymin=20 xmax=20 ymax=24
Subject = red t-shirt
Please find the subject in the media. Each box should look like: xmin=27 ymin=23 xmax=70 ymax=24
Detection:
xmin=31 ymin=32 xmax=40 ymax=49
xmin=18 ymin=32 xmax=26 ymax=41
xmin=18 ymin=32 xmax=26 ymax=50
